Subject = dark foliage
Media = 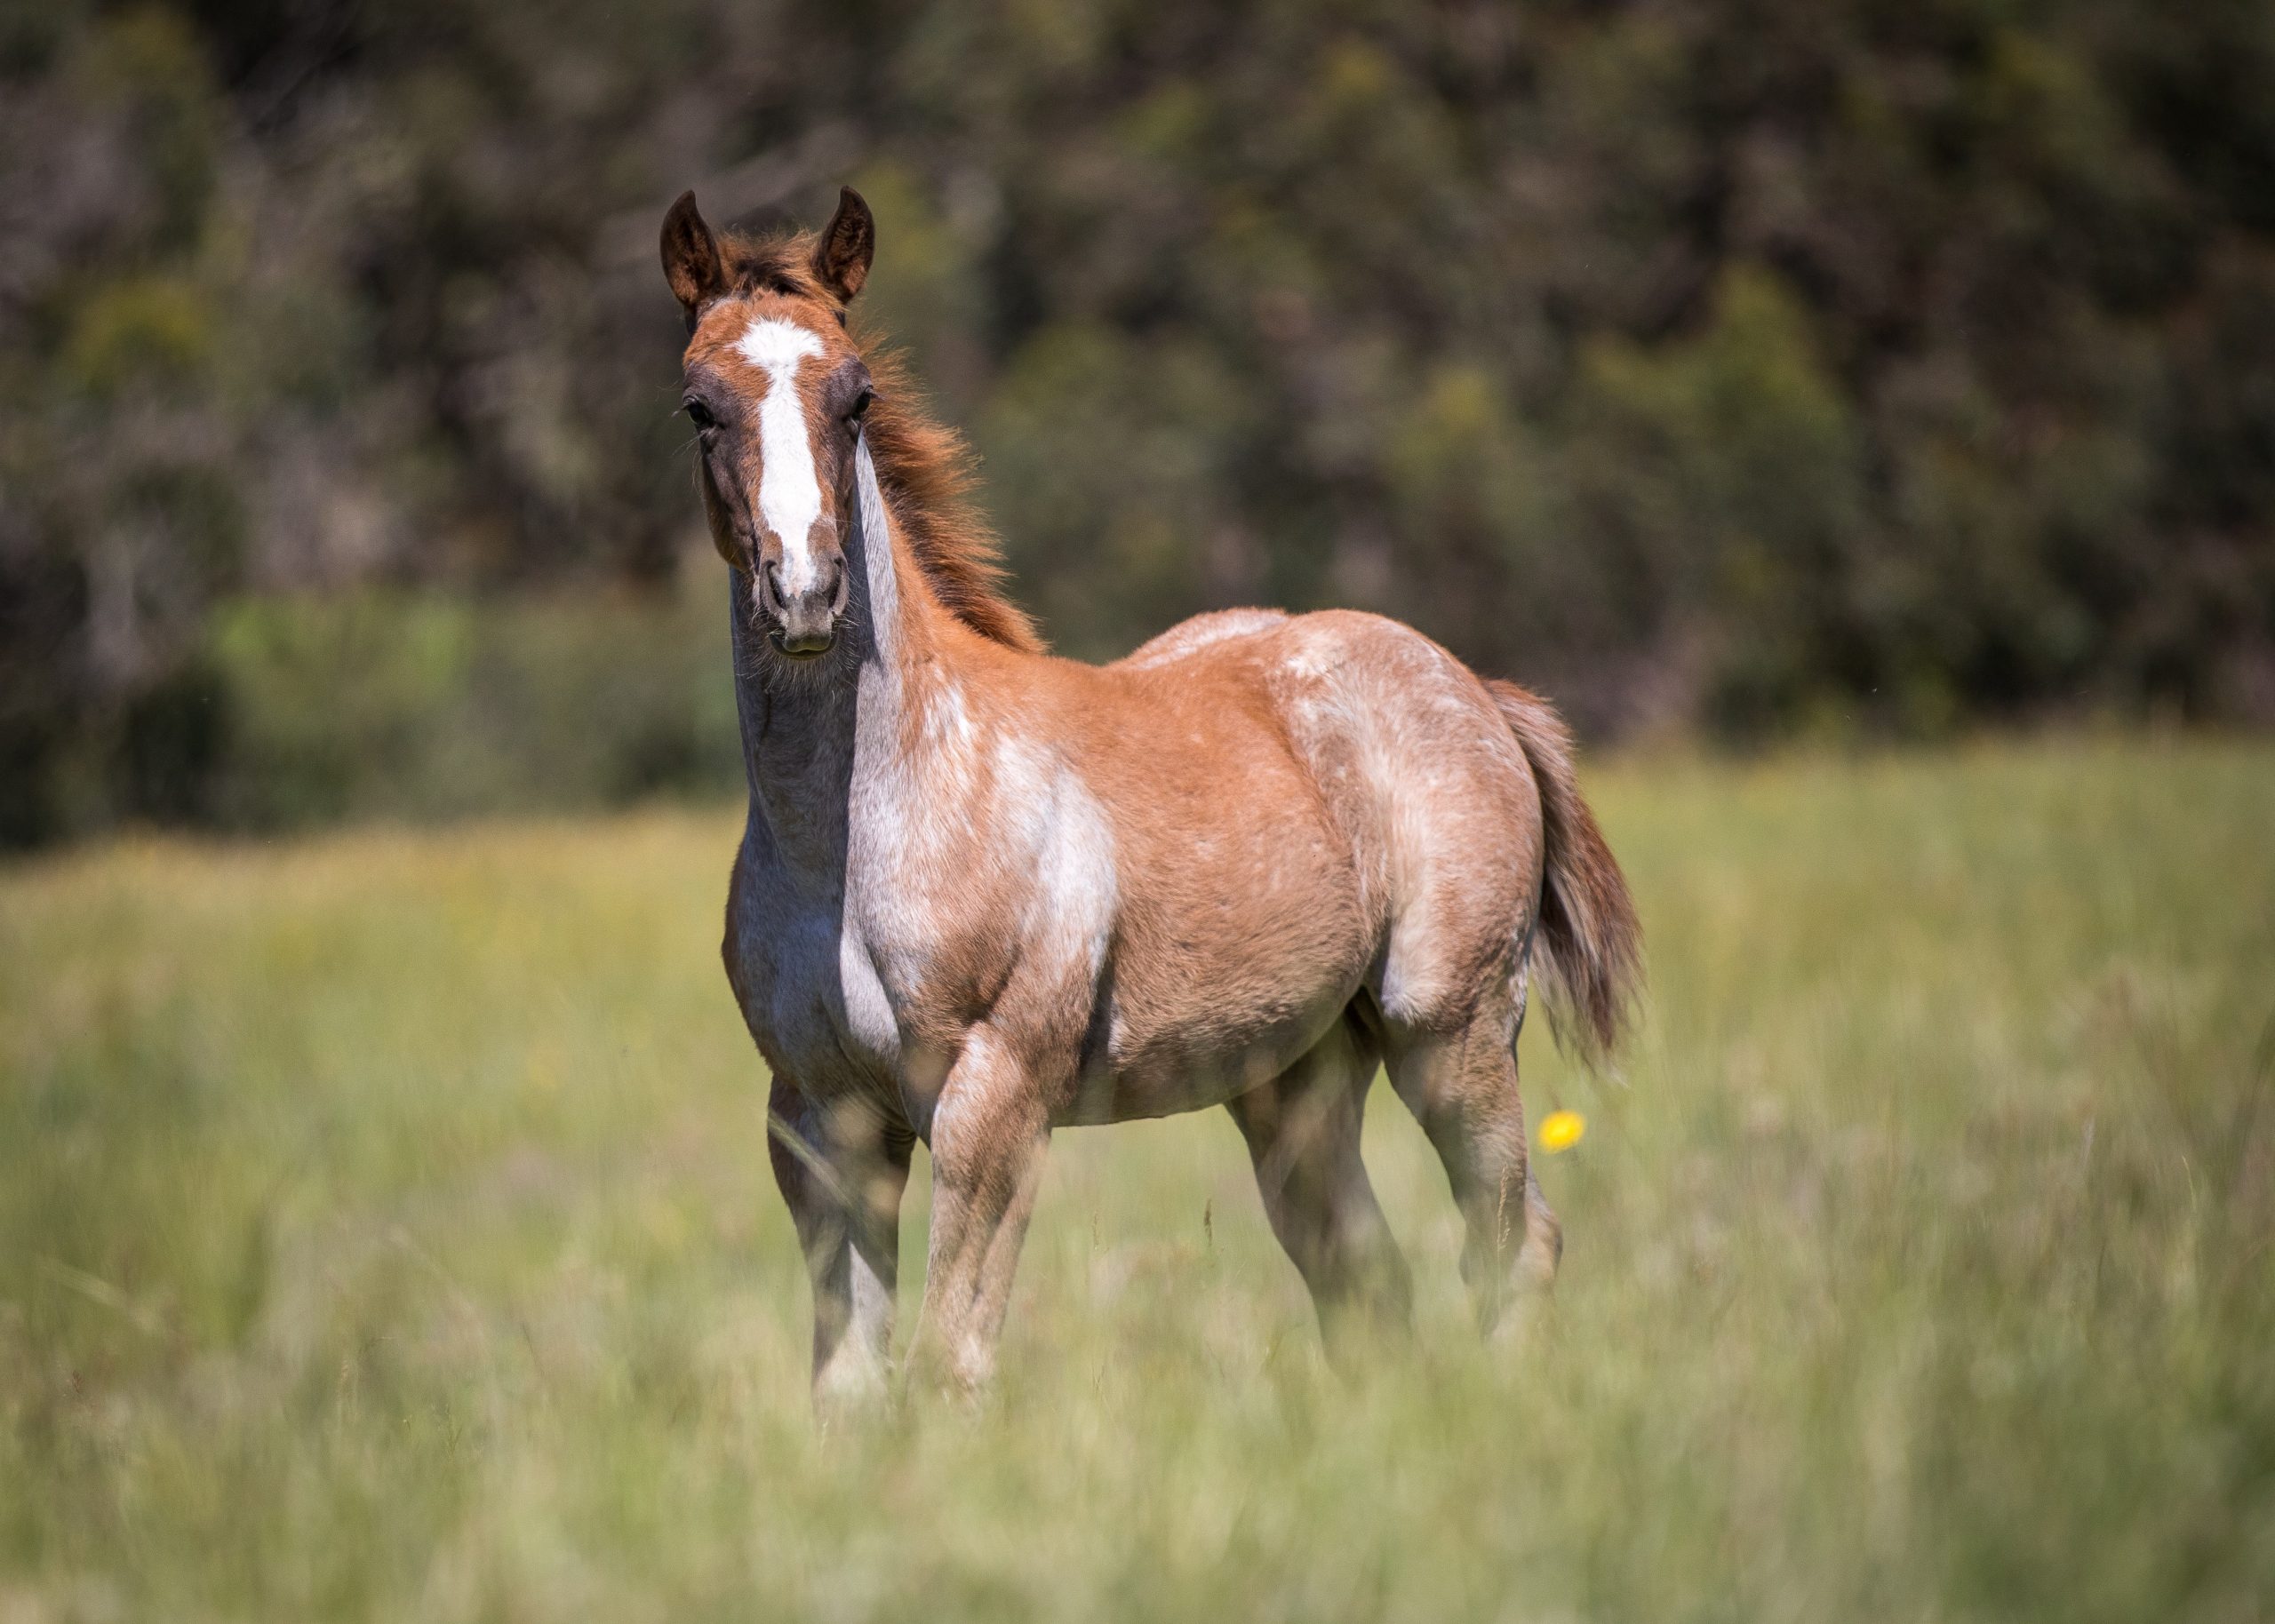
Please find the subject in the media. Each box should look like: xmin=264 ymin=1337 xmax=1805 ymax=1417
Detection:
xmin=3 ymin=0 xmax=2271 ymax=842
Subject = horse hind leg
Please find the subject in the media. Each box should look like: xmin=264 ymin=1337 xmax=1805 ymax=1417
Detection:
xmin=1384 ymin=997 xmax=1561 ymax=1338
xmin=1225 ymin=1012 xmax=1412 ymax=1361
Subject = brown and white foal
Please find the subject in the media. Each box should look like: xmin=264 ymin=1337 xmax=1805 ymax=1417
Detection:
xmin=661 ymin=187 xmax=1642 ymax=1405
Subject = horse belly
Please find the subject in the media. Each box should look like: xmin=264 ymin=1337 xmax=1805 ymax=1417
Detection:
xmin=1083 ymin=815 xmax=1377 ymax=1122
xmin=1088 ymin=999 xmax=1358 ymax=1123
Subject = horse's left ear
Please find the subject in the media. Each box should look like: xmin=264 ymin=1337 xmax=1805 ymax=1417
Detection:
xmin=812 ymin=187 xmax=874 ymax=304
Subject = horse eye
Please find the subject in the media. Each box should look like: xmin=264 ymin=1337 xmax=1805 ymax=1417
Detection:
xmin=845 ymin=389 xmax=873 ymax=426
xmin=683 ymin=399 xmax=717 ymax=432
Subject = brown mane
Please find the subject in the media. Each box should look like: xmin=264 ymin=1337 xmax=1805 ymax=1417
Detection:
xmin=717 ymin=227 xmax=1045 ymax=655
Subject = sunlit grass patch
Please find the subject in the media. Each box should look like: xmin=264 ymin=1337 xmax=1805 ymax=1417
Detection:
xmin=2 ymin=740 xmax=2271 ymax=1620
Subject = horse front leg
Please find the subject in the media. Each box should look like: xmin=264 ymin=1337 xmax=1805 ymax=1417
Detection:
xmin=906 ymin=1026 xmax=1052 ymax=1397
xmin=766 ymin=1074 xmax=912 ymax=1419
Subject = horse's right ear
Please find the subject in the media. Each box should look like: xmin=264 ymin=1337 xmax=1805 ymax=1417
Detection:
xmin=660 ymin=190 xmax=726 ymax=328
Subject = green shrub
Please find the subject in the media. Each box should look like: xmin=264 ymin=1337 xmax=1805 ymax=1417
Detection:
xmin=202 ymin=572 xmax=742 ymax=832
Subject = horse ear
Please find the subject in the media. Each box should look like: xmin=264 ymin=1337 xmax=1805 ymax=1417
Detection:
xmin=811 ymin=187 xmax=874 ymax=303
xmin=660 ymin=190 xmax=726 ymax=323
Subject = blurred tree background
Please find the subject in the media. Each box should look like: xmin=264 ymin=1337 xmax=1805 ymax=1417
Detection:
xmin=3 ymin=0 xmax=2271 ymax=845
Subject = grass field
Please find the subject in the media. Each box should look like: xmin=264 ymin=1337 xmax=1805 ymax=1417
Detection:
xmin=3 ymin=739 xmax=2271 ymax=1621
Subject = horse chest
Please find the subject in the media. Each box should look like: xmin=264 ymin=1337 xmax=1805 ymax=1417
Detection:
xmin=725 ymin=858 xmax=902 ymax=1094
xmin=728 ymin=720 xmax=1119 ymax=1111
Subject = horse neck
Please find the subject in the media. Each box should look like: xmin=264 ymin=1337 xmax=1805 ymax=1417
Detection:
xmin=732 ymin=434 xmax=962 ymax=867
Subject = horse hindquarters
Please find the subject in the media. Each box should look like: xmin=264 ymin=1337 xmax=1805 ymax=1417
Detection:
xmin=1272 ymin=620 xmax=1635 ymax=1332
xmin=1373 ymin=678 xmax=1637 ymax=1334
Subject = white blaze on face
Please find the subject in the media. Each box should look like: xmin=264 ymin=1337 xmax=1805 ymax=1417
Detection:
xmin=735 ymin=316 xmax=828 ymax=596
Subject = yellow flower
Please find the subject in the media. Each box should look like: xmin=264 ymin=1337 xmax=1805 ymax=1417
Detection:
xmin=1538 ymin=1110 xmax=1586 ymax=1153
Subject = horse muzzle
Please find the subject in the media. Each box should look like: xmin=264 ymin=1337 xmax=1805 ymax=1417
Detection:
xmin=757 ymin=553 xmax=849 ymax=658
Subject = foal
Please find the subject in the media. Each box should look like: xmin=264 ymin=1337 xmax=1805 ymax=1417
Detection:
xmin=661 ymin=187 xmax=1642 ymax=1404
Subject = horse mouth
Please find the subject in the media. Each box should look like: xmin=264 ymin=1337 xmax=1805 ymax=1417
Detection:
xmin=770 ymin=631 xmax=835 ymax=659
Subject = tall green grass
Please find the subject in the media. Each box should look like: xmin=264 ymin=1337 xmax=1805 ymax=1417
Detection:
xmin=3 ymin=740 xmax=2271 ymax=1620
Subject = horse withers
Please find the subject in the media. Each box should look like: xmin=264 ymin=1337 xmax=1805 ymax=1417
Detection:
xmin=660 ymin=186 xmax=1643 ymax=1406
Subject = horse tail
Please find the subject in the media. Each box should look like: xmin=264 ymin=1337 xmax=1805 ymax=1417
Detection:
xmin=1484 ymin=680 xmax=1644 ymax=1070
